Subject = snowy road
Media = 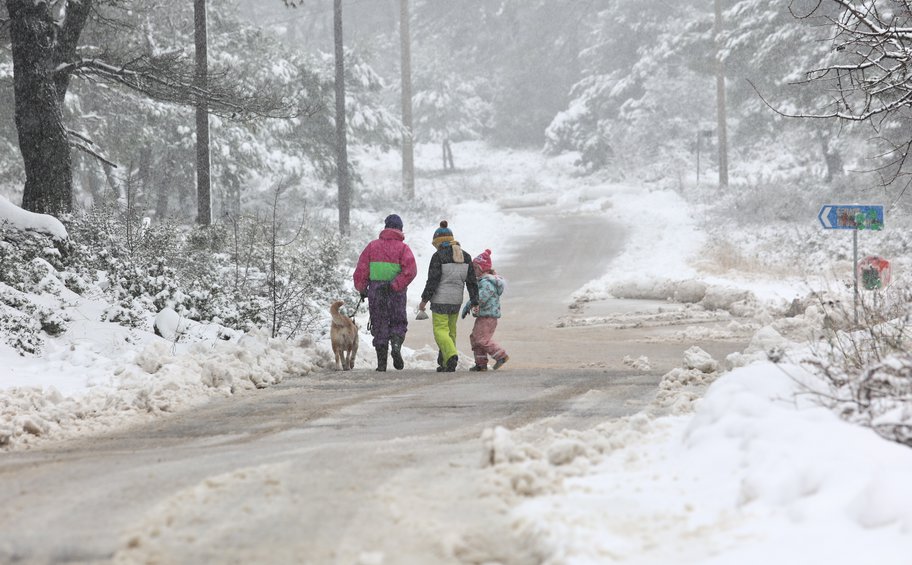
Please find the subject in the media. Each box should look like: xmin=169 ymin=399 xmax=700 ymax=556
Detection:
xmin=0 ymin=210 xmax=747 ymax=564
xmin=0 ymin=368 xmax=657 ymax=564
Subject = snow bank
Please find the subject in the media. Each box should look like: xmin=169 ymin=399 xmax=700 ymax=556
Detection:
xmin=0 ymin=330 xmax=323 ymax=450
xmin=496 ymin=362 xmax=912 ymax=564
xmin=0 ymin=194 xmax=68 ymax=241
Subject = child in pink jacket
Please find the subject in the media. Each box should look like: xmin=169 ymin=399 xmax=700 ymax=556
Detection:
xmin=461 ymin=249 xmax=509 ymax=371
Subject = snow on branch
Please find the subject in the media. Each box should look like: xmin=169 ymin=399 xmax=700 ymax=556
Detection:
xmin=0 ymin=195 xmax=68 ymax=241
xmin=62 ymin=52 xmax=297 ymax=120
xmin=775 ymin=1 xmax=912 ymax=188
xmin=796 ymin=0 xmax=912 ymax=122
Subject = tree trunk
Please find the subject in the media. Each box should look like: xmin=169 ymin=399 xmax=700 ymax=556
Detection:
xmin=7 ymin=0 xmax=73 ymax=215
xmin=102 ymin=163 xmax=123 ymax=204
xmin=137 ymin=145 xmax=153 ymax=212
xmin=713 ymin=0 xmax=729 ymax=188
xmin=195 ymin=0 xmax=212 ymax=226
xmin=400 ymin=0 xmax=415 ymax=198
xmin=819 ymin=133 xmax=844 ymax=183
xmin=443 ymin=139 xmax=454 ymax=171
xmin=154 ymin=168 xmax=170 ymax=220
xmin=334 ymin=0 xmax=351 ymax=236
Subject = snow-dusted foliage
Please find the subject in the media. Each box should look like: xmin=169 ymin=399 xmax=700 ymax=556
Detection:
xmin=0 ymin=0 xmax=401 ymax=217
xmin=62 ymin=205 xmax=347 ymax=339
xmin=804 ymin=340 xmax=912 ymax=448
xmin=413 ymin=74 xmax=491 ymax=145
xmin=543 ymin=0 xmax=869 ymax=183
xmin=0 ymin=199 xmax=347 ymax=356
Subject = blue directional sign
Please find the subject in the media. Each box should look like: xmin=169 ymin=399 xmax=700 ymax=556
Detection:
xmin=818 ymin=205 xmax=884 ymax=230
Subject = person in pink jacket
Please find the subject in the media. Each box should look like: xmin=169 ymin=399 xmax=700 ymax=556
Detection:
xmin=353 ymin=214 xmax=418 ymax=371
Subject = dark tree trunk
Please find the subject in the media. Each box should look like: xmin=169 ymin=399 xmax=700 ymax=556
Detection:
xmin=334 ymin=0 xmax=351 ymax=236
xmin=195 ymin=0 xmax=212 ymax=226
xmin=7 ymin=0 xmax=74 ymax=215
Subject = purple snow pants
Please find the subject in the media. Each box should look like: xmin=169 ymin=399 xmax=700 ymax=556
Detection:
xmin=367 ymin=282 xmax=408 ymax=348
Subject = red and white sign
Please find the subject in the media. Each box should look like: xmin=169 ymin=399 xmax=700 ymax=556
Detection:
xmin=856 ymin=256 xmax=891 ymax=290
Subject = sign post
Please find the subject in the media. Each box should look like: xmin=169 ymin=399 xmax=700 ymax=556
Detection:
xmin=818 ymin=205 xmax=884 ymax=325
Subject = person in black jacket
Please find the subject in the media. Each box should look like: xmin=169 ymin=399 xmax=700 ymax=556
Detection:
xmin=418 ymin=221 xmax=479 ymax=372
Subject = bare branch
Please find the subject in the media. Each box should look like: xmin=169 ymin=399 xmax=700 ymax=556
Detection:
xmin=67 ymin=129 xmax=118 ymax=169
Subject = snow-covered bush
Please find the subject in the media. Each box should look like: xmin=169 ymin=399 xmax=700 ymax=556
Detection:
xmin=801 ymin=285 xmax=912 ymax=446
xmin=62 ymin=204 xmax=347 ymax=338
xmin=0 ymin=222 xmax=75 ymax=354
xmin=807 ymin=352 xmax=912 ymax=447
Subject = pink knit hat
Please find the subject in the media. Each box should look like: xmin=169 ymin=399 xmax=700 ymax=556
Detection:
xmin=473 ymin=249 xmax=492 ymax=272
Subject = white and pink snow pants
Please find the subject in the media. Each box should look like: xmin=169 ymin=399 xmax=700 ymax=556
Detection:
xmin=469 ymin=317 xmax=506 ymax=367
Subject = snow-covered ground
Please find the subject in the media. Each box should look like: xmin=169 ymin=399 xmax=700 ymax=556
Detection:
xmin=2 ymin=141 xmax=911 ymax=562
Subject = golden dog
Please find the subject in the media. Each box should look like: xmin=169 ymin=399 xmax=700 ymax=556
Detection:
xmin=330 ymin=300 xmax=359 ymax=371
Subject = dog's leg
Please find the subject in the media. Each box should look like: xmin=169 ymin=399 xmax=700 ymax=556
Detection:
xmin=350 ymin=338 xmax=358 ymax=370
xmin=333 ymin=345 xmax=342 ymax=371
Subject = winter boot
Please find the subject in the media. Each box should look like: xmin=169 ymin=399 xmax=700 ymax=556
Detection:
xmin=375 ymin=346 xmax=388 ymax=372
xmin=436 ymin=350 xmax=445 ymax=372
xmin=390 ymin=335 xmax=405 ymax=370
xmin=444 ymin=355 xmax=459 ymax=372
xmin=493 ymin=355 xmax=509 ymax=370
xmin=469 ymin=364 xmax=487 ymax=372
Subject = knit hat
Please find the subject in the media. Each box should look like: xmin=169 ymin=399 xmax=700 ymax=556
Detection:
xmin=473 ymin=249 xmax=492 ymax=273
xmin=432 ymin=220 xmax=454 ymax=248
xmin=384 ymin=214 xmax=403 ymax=231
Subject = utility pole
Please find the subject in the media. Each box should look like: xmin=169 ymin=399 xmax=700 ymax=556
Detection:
xmin=194 ymin=0 xmax=212 ymax=225
xmin=714 ymin=0 xmax=729 ymax=188
xmin=334 ymin=0 xmax=351 ymax=235
xmin=400 ymin=0 xmax=415 ymax=199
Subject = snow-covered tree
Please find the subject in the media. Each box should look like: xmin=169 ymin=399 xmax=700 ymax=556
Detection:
xmin=0 ymin=0 xmax=286 ymax=216
xmin=2 ymin=0 xmax=401 ymax=222
xmin=791 ymin=0 xmax=912 ymax=190
xmin=413 ymin=73 xmax=491 ymax=170
xmin=545 ymin=1 xmax=708 ymax=174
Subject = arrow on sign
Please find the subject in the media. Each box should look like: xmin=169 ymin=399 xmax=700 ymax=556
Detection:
xmin=818 ymin=206 xmax=835 ymax=228
xmin=818 ymin=204 xmax=884 ymax=230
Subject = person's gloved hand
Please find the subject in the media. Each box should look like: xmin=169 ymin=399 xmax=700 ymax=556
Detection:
xmin=359 ymin=290 xmax=368 ymax=299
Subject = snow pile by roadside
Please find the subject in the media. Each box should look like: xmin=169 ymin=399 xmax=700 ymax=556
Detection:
xmin=560 ymin=177 xmax=839 ymax=329
xmin=485 ymin=361 xmax=912 ymax=564
xmin=0 ymin=325 xmax=327 ymax=450
xmin=5 ymin=346 xmax=312 ymax=454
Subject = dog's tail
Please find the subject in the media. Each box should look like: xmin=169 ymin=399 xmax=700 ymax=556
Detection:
xmin=330 ymin=300 xmax=348 ymax=325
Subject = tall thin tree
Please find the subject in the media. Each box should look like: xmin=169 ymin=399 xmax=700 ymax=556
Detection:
xmin=195 ymin=0 xmax=212 ymax=225
xmin=714 ymin=0 xmax=729 ymax=188
xmin=334 ymin=0 xmax=351 ymax=236
xmin=400 ymin=0 xmax=415 ymax=199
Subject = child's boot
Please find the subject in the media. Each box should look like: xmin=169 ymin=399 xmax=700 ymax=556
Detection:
xmin=493 ymin=355 xmax=509 ymax=370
